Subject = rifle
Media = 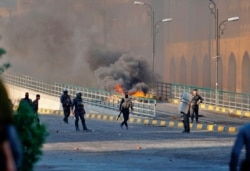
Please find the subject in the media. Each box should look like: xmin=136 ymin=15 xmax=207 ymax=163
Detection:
xmin=117 ymin=111 xmax=122 ymax=121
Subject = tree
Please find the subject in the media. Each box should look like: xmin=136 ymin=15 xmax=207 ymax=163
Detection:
xmin=0 ymin=45 xmax=48 ymax=171
xmin=0 ymin=47 xmax=10 ymax=74
xmin=14 ymin=102 xmax=48 ymax=171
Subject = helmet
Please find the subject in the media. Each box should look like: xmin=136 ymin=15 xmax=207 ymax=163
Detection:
xmin=76 ymin=92 xmax=82 ymax=98
xmin=63 ymin=89 xmax=68 ymax=93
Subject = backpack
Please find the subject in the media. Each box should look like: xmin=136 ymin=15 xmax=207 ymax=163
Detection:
xmin=122 ymin=98 xmax=132 ymax=109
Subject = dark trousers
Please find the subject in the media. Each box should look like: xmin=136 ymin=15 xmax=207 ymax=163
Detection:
xmin=191 ymin=105 xmax=199 ymax=122
xmin=182 ymin=112 xmax=190 ymax=132
xmin=121 ymin=109 xmax=129 ymax=128
xmin=75 ymin=112 xmax=88 ymax=130
xmin=63 ymin=106 xmax=71 ymax=122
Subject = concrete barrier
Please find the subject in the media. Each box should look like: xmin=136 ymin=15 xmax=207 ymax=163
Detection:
xmin=5 ymin=83 xmax=62 ymax=110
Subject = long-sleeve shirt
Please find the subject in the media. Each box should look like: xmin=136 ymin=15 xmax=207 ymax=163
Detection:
xmin=191 ymin=94 xmax=203 ymax=106
xmin=32 ymin=99 xmax=39 ymax=113
xmin=60 ymin=94 xmax=72 ymax=108
xmin=229 ymin=123 xmax=250 ymax=171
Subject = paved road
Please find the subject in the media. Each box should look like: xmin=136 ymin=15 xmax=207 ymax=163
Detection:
xmin=34 ymin=114 xmax=243 ymax=171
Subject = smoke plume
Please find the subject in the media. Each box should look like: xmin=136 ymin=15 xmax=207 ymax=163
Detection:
xmin=93 ymin=53 xmax=151 ymax=94
xmin=0 ymin=0 xmax=153 ymax=93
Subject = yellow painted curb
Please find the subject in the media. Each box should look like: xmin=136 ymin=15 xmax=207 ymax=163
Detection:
xmin=169 ymin=121 xmax=175 ymax=127
xmin=177 ymin=122 xmax=183 ymax=128
xmin=129 ymin=118 xmax=135 ymax=123
xmin=245 ymin=112 xmax=250 ymax=117
xmin=221 ymin=108 xmax=226 ymax=113
xmin=136 ymin=118 xmax=142 ymax=124
xmin=109 ymin=116 xmax=115 ymax=121
xmin=217 ymin=126 xmax=224 ymax=132
xmin=197 ymin=124 xmax=203 ymax=130
xmin=97 ymin=115 xmax=102 ymax=120
xmin=207 ymin=125 xmax=214 ymax=131
xmin=91 ymin=114 xmax=96 ymax=119
xmin=208 ymin=105 xmax=214 ymax=110
xmin=144 ymin=119 xmax=150 ymax=125
xmin=152 ymin=120 xmax=158 ymax=126
xmin=160 ymin=121 xmax=166 ymax=127
xmin=103 ymin=115 xmax=108 ymax=120
xmin=85 ymin=113 xmax=90 ymax=118
xmin=229 ymin=127 xmax=236 ymax=133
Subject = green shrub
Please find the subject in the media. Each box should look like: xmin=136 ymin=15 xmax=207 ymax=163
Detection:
xmin=14 ymin=102 xmax=48 ymax=171
xmin=0 ymin=47 xmax=10 ymax=74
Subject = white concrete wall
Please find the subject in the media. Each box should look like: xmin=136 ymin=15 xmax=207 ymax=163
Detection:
xmin=5 ymin=84 xmax=62 ymax=110
xmin=4 ymin=83 xmax=118 ymax=115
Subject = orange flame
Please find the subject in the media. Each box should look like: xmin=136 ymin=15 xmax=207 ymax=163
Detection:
xmin=129 ymin=91 xmax=146 ymax=97
xmin=115 ymin=84 xmax=124 ymax=94
xmin=114 ymin=84 xmax=146 ymax=98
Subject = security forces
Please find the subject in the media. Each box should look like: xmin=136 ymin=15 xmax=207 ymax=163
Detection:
xmin=20 ymin=92 xmax=33 ymax=108
xmin=179 ymin=92 xmax=193 ymax=133
xmin=60 ymin=89 xmax=72 ymax=124
xmin=119 ymin=91 xmax=133 ymax=129
xmin=72 ymin=92 xmax=89 ymax=131
xmin=32 ymin=94 xmax=40 ymax=123
xmin=191 ymin=89 xmax=203 ymax=123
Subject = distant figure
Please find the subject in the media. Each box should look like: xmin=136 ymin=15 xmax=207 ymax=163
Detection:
xmin=229 ymin=122 xmax=250 ymax=171
xmin=60 ymin=89 xmax=72 ymax=124
xmin=119 ymin=92 xmax=133 ymax=129
xmin=0 ymin=78 xmax=22 ymax=171
xmin=191 ymin=89 xmax=203 ymax=123
xmin=72 ymin=92 xmax=89 ymax=131
xmin=179 ymin=92 xmax=193 ymax=133
xmin=20 ymin=92 xmax=33 ymax=108
xmin=32 ymin=94 xmax=40 ymax=123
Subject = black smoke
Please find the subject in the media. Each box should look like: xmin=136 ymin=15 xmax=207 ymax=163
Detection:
xmin=0 ymin=0 xmax=153 ymax=93
xmin=93 ymin=53 xmax=151 ymax=94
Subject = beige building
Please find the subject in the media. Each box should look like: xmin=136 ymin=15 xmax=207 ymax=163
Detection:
xmin=1 ymin=0 xmax=249 ymax=93
xmin=162 ymin=0 xmax=250 ymax=93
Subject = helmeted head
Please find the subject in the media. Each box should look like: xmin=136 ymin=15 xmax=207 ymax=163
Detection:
xmin=125 ymin=91 xmax=129 ymax=98
xmin=76 ymin=92 xmax=82 ymax=98
xmin=63 ymin=89 xmax=68 ymax=94
xmin=25 ymin=92 xmax=29 ymax=98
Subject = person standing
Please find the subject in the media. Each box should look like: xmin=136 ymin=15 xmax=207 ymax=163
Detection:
xmin=20 ymin=92 xmax=33 ymax=109
xmin=190 ymin=89 xmax=203 ymax=123
xmin=60 ymin=89 xmax=72 ymax=124
xmin=32 ymin=94 xmax=40 ymax=123
xmin=119 ymin=92 xmax=133 ymax=129
xmin=229 ymin=122 xmax=250 ymax=171
xmin=72 ymin=92 xmax=89 ymax=132
xmin=179 ymin=92 xmax=193 ymax=133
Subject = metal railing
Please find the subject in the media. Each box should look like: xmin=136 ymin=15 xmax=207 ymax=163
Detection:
xmin=169 ymin=83 xmax=250 ymax=112
xmin=154 ymin=82 xmax=172 ymax=101
xmin=3 ymin=72 xmax=156 ymax=117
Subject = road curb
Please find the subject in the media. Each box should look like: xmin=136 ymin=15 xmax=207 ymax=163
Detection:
xmin=84 ymin=113 xmax=238 ymax=134
xmin=38 ymin=109 xmax=238 ymax=134
xmin=170 ymin=99 xmax=250 ymax=118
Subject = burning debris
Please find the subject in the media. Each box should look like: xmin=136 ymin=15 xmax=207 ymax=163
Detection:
xmin=93 ymin=53 xmax=152 ymax=97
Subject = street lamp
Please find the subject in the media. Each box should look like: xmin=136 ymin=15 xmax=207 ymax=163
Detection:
xmin=134 ymin=1 xmax=144 ymax=5
xmin=134 ymin=1 xmax=172 ymax=91
xmin=208 ymin=0 xmax=239 ymax=105
xmin=219 ymin=16 xmax=239 ymax=35
xmin=153 ymin=18 xmax=172 ymax=87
